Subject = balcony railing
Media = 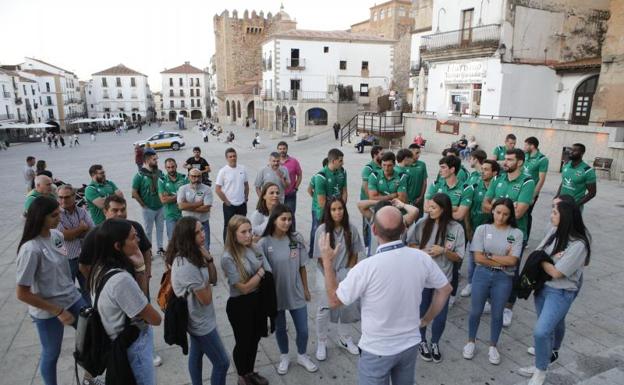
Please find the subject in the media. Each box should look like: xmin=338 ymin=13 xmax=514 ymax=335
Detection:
xmin=0 ymin=113 xmax=15 ymax=120
xmin=2 ymin=91 xmax=10 ymax=98
xmin=275 ymin=90 xmax=334 ymax=102
xmin=286 ymin=58 xmax=306 ymax=70
xmin=421 ymin=24 xmax=501 ymax=53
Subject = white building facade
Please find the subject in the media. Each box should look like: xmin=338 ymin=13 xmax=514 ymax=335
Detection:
xmin=161 ymin=62 xmax=210 ymax=122
xmin=91 ymin=64 xmax=153 ymax=122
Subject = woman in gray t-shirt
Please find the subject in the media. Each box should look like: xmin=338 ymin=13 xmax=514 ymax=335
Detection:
xmin=406 ymin=193 xmax=464 ymax=363
xmin=463 ymin=198 xmax=523 ymax=364
xmin=249 ymin=182 xmax=280 ymax=239
xmin=221 ymin=215 xmax=271 ymax=385
xmin=518 ymin=200 xmax=591 ymax=383
xmin=167 ymin=217 xmax=229 ymax=385
xmin=16 ymin=197 xmax=86 ymax=385
xmin=258 ymin=204 xmax=318 ymax=375
xmin=89 ymin=219 xmax=162 ymax=385
xmin=312 ymin=197 xmax=364 ymax=360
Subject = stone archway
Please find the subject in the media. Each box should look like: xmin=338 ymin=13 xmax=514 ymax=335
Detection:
xmin=226 ymin=100 xmax=230 ymax=117
xmin=169 ymin=111 xmax=177 ymax=121
xmin=247 ymin=101 xmax=255 ymax=120
xmin=281 ymin=106 xmax=288 ymax=134
xmin=232 ymin=102 xmax=237 ymax=122
xmin=191 ymin=110 xmax=203 ymax=120
xmin=288 ymin=106 xmax=296 ymax=134
xmin=275 ymin=106 xmax=282 ymax=131
xmin=179 ymin=110 xmax=188 ymax=118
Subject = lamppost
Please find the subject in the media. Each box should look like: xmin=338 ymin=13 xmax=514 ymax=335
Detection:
xmin=436 ymin=7 xmax=446 ymax=32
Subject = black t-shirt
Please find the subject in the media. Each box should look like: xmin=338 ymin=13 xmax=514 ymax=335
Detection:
xmin=78 ymin=220 xmax=152 ymax=266
xmin=185 ymin=156 xmax=210 ymax=184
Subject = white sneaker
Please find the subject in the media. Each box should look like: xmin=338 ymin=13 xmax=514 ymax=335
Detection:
xmin=277 ymin=354 xmax=290 ymax=375
xmin=152 ymin=355 xmax=162 ymax=367
xmin=448 ymin=295 xmax=456 ymax=308
xmin=338 ymin=336 xmax=359 ymax=355
xmin=518 ymin=366 xmax=536 ymax=377
xmin=460 ymin=284 xmax=472 ymax=297
xmin=462 ymin=342 xmax=475 ymax=359
xmin=316 ymin=340 xmax=327 ymax=361
xmin=297 ymin=354 xmax=318 ymax=373
xmin=528 ymin=369 xmax=547 ymax=385
xmin=488 ymin=346 xmax=501 ymax=365
xmin=503 ymin=308 xmax=513 ymax=327
xmin=483 ymin=302 xmax=491 ymax=314
xmin=527 ymin=346 xmax=536 ymax=356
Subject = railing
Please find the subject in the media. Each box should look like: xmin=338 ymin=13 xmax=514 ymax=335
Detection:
xmin=2 ymin=91 xmax=10 ymax=98
xmin=15 ymin=97 xmax=23 ymax=105
xmin=0 ymin=113 xmax=15 ymax=120
xmin=340 ymin=112 xmax=405 ymax=146
xmin=421 ymin=24 xmax=500 ymax=52
xmin=417 ymin=111 xmax=606 ymax=126
xmin=286 ymin=58 xmax=306 ymax=70
xmin=275 ymin=90 xmax=334 ymax=102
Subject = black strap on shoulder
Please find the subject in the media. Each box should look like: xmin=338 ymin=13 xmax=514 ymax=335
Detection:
xmin=94 ymin=269 xmax=123 ymax=310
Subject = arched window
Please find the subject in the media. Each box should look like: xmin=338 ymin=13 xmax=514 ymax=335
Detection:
xmin=237 ymin=101 xmax=242 ymax=118
xmin=306 ymin=108 xmax=328 ymax=125
xmin=226 ymin=100 xmax=230 ymax=116
xmin=571 ymin=75 xmax=599 ymax=125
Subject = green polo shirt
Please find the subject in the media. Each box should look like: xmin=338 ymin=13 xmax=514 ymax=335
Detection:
xmin=24 ymin=191 xmax=57 ymax=213
xmin=360 ymin=161 xmax=382 ymax=200
xmin=312 ymin=166 xmax=347 ymax=220
xmin=132 ymin=169 xmax=165 ymax=210
xmin=435 ymin=164 xmax=469 ymax=186
xmin=368 ymin=170 xmax=405 ymax=197
xmin=470 ymin=178 xmax=492 ymax=229
xmin=485 ymin=172 xmax=535 ymax=240
xmin=492 ymin=145 xmax=507 ymax=161
xmin=523 ymin=150 xmax=549 ymax=183
xmin=158 ymin=172 xmax=188 ymax=220
xmin=425 ymin=179 xmax=473 ymax=208
xmin=396 ymin=161 xmax=428 ymax=203
xmin=85 ymin=180 xmax=120 ymax=225
xmin=466 ymin=170 xmax=481 ymax=187
xmin=560 ymin=161 xmax=596 ymax=204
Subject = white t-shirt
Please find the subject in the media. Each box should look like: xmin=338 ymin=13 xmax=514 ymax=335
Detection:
xmin=336 ymin=240 xmax=448 ymax=356
xmin=215 ymin=164 xmax=249 ymax=206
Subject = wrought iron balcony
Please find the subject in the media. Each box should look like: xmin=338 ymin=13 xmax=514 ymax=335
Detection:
xmin=286 ymin=58 xmax=306 ymax=70
xmin=2 ymin=91 xmax=10 ymax=98
xmin=421 ymin=24 xmax=501 ymax=53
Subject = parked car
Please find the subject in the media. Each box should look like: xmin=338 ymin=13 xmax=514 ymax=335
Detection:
xmin=133 ymin=131 xmax=185 ymax=150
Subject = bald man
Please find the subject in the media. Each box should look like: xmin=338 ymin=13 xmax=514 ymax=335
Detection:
xmin=24 ymin=175 xmax=56 ymax=214
xmin=177 ymin=168 xmax=213 ymax=252
xmin=319 ymin=205 xmax=452 ymax=385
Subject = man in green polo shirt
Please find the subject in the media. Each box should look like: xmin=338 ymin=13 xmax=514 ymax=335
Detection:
xmin=309 ymin=149 xmax=347 ymax=257
xmin=523 ymin=136 xmax=549 ymax=239
xmin=435 ymin=147 xmax=469 ymax=185
xmin=490 ymin=133 xmax=517 ymax=162
xmin=24 ymin=175 xmax=56 ymax=215
xmin=360 ymin=145 xmax=383 ymax=200
xmin=368 ymin=152 xmax=407 ymax=202
xmin=556 ymin=143 xmax=597 ymax=208
xmin=158 ymin=158 xmax=188 ymax=240
xmin=132 ymin=148 xmax=165 ymax=254
xmin=84 ymin=164 xmax=124 ymax=225
xmin=426 ymin=155 xmax=473 ymax=221
xmin=483 ymin=148 xmax=535 ymax=327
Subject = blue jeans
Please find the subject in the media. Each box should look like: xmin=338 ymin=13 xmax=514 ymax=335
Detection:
xmin=275 ymin=306 xmax=309 ymax=355
xmin=533 ymin=286 xmax=577 ymax=370
xmin=142 ymin=207 xmax=164 ymax=250
xmin=468 ymin=266 xmax=513 ymax=345
xmin=127 ymin=327 xmax=156 ymax=385
xmin=308 ymin=210 xmax=320 ymax=258
xmin=32 ymin=297 xmax=87 ymax=385
xmin=284 ymin=193 xmax=297 ymax=231
xmin=419 ymin=288 xmax=450 ymax=344
xmin=189 ymin=328 xmax=230 ymax=385
xmin=165 ymin=218 xmax=179 ymax=241
xmin=358 ymin=344 xmax=418 ymax=385
xmin=466 ymin=243 xmax=476 ymax=284
xmin=201 ymin=220 xmax=211 ymax=252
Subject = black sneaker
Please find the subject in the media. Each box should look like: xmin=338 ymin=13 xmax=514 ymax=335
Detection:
xmin=419 ymin=341 xmax=432 ymax=362
xmin=431 ymin=343 xmax=442 ymax=363
xmin=551 ymin=350 xmax=559 ymax=363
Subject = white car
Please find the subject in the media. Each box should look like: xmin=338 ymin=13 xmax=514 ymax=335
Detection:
xmin=134 ymin=131 xmax=185 ymax=151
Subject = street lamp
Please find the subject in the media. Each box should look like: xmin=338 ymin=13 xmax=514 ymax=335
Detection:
xmin=436 ymin=7 xmax=447 ymax=32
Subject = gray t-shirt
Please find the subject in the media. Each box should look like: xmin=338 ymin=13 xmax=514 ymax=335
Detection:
xmin=257 ymin=233 xmax=307 ymax=311
xmin=470 ymin=224 xmax=523 ymax=276
xmin=406 ymin=218 xmax=465 ymax=281
xmin=171 ymin=256 xmax=217 ymax=336
xmin=177 ymin=183 xmax=213 ymax=222
xmin=254 ymin=166 xmax=290 ymax=203
xmin=16 ymin=230 xmax=82 ymax=319
xmin=249 ymin=210 xmax=269 ymax=236
xmin=221 ymin=247 xmax=271 ymax=297
xmin=313 ymin=223 xmax=364 ymax=274
xmin=96 ymin=270 xmax=148 ymax=340
xmin=23 ymin=165 xmax=35 ymax=187
xmin=538 ymin=228 xmax=587 ymax=291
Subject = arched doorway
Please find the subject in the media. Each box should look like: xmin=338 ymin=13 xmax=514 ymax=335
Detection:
xmin=191 ymin=110 xmax=202 ymax=120
xmin=131 ymin=113 xmax=137 ymax=122
xmin=169 ymin=111 xmax=177 ymax=121
xmin=237 ymin=101 xmax=242 ymax=119
xmin=281 ymin=106 xmax=288 ymax=134
xmin=289 ymin=107 xmax=296 ymax=134
xmin=275 ymin=106 xmax=282 ymax=131
xmin=179 ymin=110 xmax=188 ymax=118
xmin=247 ymin=101 xmax=255 ymax=120
xmin=306 ymin=108 xmax=328 ymax=125
xmin=226 ymin=100 xmax=230 ymax=117
xmin=232 ymin=102 xmax=237 ymax=122
xmin=571 ymin=75 xmax=599 ymax=125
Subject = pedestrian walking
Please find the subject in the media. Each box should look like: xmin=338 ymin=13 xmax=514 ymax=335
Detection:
xmin=90 ymin=131 xmax=96 ymax=142
xmin=215 ymin=148 xmax=249 ymax=241
xmin=59 ymin=135 xmax=65 ymax=147
xmin=332 ymin=122 xmax=340 ymax=140
xmin=23 ymin=156 xmax=36 ymax=193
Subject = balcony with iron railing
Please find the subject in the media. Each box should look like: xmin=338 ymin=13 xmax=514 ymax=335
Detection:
xmin=274 ymin=90 xmax=337 ymax=103
xmin=286 ymin=58 xmax=306 ymax=70
xmin=420 ymin=24 xmax=501 ymax=59
xmin=2 ymin=91 xmax=10 ymax=98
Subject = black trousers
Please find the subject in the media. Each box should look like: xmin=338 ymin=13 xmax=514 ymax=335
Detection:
xmin=226 ymin=292 xmax=262 ymax=376
xmin=222 ymin=202 xmax=247 ymax=241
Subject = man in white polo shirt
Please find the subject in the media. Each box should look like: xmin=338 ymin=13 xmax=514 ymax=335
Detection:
xmin=319 ymin=206 xmax=452 ymax=385
xmin=215 ymin=147 xmax=249 ymax=241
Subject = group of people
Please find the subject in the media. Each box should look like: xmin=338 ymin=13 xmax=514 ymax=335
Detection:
xmin=16 ymin=129 xmax=598 ymax=385
xmin=43 ymin=132 xmax=80 ymax=148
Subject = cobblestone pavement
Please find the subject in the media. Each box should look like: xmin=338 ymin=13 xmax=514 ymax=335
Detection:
xmin=0 ymin=122 xmax=623 ymax=385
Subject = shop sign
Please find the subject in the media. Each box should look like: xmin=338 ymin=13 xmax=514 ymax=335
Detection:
xmin=445 ymin=62 xmax=486 ymax=84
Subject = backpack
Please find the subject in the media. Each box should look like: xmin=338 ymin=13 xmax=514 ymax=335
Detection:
xmin=74 ymin=269 xmax=122 ymax=377
xmin=163 ymin=289 xmax=189 ymax=355
xmin=157 ymin=268 xmax=173 ymax=311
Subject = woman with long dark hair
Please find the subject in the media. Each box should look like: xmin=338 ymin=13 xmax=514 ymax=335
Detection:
xmin=89 ymin=219 xmax=161 ymax=385
xmin=406 ymin=192 xmax=465 ymax=363
xmin=249 ymin=182 xmax=280 ymax=239
xmin=313 ymin=197 xmax=364 ymax=360
xmin=166 ymin=217 xmax=229 ymax=385
xmin=258 ymin=204 xmax=318 ymax=375
xmin=16 ymin=196 xmax=86 ymax=385
xmin=518 ymin=200 xmax=591 ymax=385
xmin=463 ymin=198 xmax=523 ymax=364
xmin=221 ymin=215 xmax=271 ymax=385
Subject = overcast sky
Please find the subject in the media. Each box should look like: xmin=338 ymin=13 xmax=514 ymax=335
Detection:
xmin=1 ymin=0 xmax=371 ymax=91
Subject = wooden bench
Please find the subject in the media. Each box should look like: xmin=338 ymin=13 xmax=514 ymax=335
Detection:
xmin=593 ymin=157 xmax=613 ymax=180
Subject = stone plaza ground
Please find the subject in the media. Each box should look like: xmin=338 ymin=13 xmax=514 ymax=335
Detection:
xmin=0 ymin=122 xmax=623 ymax=385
